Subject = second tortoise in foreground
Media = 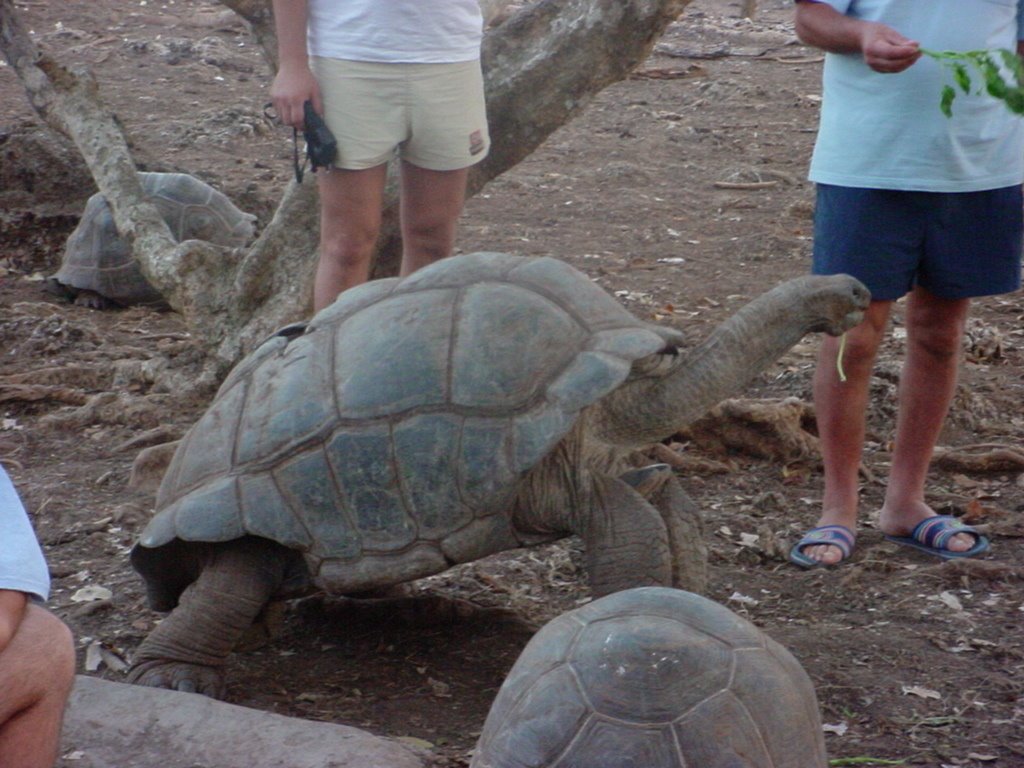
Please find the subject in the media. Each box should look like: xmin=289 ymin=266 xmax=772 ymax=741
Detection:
xmin=472 ymin=587 xmax=827 ymax=768
xmin=127 ymin=252 xmax=868 ymax=696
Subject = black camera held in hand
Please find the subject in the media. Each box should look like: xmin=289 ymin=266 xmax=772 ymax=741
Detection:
xmin=285 ymin=100 xmax=337 ymax=183
xmin=263 ymin=99 xmax=338 ymax=183
xmin=302 ymin=100 xmax=337 ymax=176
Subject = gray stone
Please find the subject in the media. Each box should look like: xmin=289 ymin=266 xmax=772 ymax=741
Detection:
xmin=59 ymin=676 xmax=425 ymax=768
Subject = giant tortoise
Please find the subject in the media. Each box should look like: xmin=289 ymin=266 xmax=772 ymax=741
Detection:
xmin=471 ymin=586 xmax=827 ymax=768
xmin=127 ymin=252 xmax=868 ymax=696
xmin=48 ymin=172 xmax=256 ymax=308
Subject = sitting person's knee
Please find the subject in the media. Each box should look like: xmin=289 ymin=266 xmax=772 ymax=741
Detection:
xmin=20 ymin=606 xmax=75 ymax=689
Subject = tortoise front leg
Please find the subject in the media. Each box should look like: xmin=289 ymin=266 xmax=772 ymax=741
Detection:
xmin=648 ymin=474 xmax=708 ymax=593
xmin=576 ymin=473 xmax=679 ymax=598
xmin=619 ymin=465 xmax=708 ymax=593
xmin=127 ymin=537 xmax=291 ymax=698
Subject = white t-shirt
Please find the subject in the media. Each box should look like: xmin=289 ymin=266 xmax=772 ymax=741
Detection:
xmin=808 ymin=0 xmax=1024 ymax=192
xmin=0 ymin=464 xmax=50 ymax=602
xmin=307 ymin=0 xmax=483 ymax=63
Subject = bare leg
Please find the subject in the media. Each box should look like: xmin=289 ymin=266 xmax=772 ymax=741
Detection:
xmin=398 ymin=160 xmax=469 ymax=277
xmin=878 ymin=287 xmax=973 ymax=550
xmin=314 ymin=165 xmax=389 ymax=312
xmin=804 ymin=300 xmax=892 ymax=564
xmin=0 ymin=605 xmax=75 ymax=768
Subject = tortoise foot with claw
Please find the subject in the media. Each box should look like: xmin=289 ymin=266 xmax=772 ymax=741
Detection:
xmin=127 ymin=659 xmax=226 ymax=699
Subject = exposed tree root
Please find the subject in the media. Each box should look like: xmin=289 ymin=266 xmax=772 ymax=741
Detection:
xmin=932 ymin=445 xmax=1024 ymax=473
xmin=39 ymin=392 xmax=175 ymax=431
xmin=926 ymin=559 xmax=1024 ymax=582
xmin=675 ymin=397 xmax=819 ymax=463
xmin=650 ymin=442 xmax=734 ymax=474
xmin=0 ymin=383 xmax=89 ymax=406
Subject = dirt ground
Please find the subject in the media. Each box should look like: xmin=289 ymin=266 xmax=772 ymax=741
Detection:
xmin=2 ymin=0 xmax=1024 ymax=765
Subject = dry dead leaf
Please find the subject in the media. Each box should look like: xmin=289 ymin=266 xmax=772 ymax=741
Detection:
xmin=738 ymin=532 xmax=760 ymax=548
xmin=901 ymin=684 xmax=942 ymax=700
xmin=782 ymin=463 xmax=812 ymax=485
xmin=84 ymin=641 xmax=103 ymax=672
xmin=84 ymin=640 xmax=128 ymax=673
xmin=98 ymin=644 xmax=128 ymax=672
xmin=728 ymin=591 xmax=759 ymax=606
xmin=936 ymin=591 xmax=964 ymax=612
xmin=70 ymin=585 xmax=113 ymax=603
xmin=962 ymin=498 xmax=989 ymax=524
xmin=428 ymin=677 xmax=452 ymax=698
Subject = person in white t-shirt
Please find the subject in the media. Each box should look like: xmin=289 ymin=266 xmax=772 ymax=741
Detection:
xmin=270 ymin=0 xmax=491 ymax=311
xmin=789 ymin=0 xmax=1024 ymax=568
xmin=0 ymin=464 xmax=76 ymax=768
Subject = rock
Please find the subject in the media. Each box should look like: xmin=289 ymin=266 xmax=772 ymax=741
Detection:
xmin=59 ymin=676 xmax=426 ymax=768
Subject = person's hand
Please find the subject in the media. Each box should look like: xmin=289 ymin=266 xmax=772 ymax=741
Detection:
xmin=270 ymin=64 xmax=322 ymax=129
xmin=859 ymin=21 xmax=920 ymax=73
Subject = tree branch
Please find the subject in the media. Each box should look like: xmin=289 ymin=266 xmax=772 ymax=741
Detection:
xmin=1 ymin=0 xmax=692 ymax=378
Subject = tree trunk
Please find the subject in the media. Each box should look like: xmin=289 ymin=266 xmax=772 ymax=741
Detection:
xmin=0 ymin=0 xmax=691 ymax=375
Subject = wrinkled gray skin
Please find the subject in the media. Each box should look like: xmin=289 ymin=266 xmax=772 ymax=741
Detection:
xmin=471 ymin=587 xmax=828 ymax=768
xmin=127 ymin=252 xmax=868 ymax=697
xmin=48 ymin=172 xmax=256 ymax=309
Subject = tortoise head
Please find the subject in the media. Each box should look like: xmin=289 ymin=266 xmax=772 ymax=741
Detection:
xmin=593 ymin=274 xmax=870 ymax=447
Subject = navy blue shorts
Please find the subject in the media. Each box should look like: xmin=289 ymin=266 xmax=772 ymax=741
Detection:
xmin=812 ymin=184 xmax=1023 ymax=301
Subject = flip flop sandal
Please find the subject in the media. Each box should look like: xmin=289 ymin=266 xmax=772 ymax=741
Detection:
xmin=884 ymin=515 xmax=990 ymax=559
xmin=789 ymin=524 xmax=856 ymax=569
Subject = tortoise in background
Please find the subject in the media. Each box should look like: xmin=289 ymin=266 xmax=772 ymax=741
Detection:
xmin=472 ymin=586 xmax=828 ymax=768
xmin=47 ymin=172 xmax=256 ymax=309
xmin=126 ymin=252 xmax=868 ymax=696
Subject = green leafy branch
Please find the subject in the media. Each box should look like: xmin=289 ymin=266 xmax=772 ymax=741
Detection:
xmin=921 ymin=47 xmax=1024 ymax=117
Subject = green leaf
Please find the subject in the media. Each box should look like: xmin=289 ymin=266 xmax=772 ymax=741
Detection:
xmin=940 ymin=85 xmax=956 ymax=117
xmin=952 ymin=63 xmax=972 ymax=94
xmin=1004 ymin=88 xmax=1024 ymax=114
xmin=981 ymin=59 xmax=1008 ymax=99
xmin=999 ymin=48 xmax=1024 ymax=83
xmin=923 ymin=46 xmax=1024 ymax=118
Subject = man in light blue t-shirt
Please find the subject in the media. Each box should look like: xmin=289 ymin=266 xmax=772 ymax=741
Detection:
xmin=790 ymin=0 xmax=1023 ymax=568
xmin=0 ymin=464 xmax=75 ymax=768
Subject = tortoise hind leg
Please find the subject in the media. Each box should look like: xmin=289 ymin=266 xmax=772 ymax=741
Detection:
xmin=127 ymin=537 xmax=293 ymax=698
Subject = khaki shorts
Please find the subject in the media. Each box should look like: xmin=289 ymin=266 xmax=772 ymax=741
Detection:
xmin=310 ymin=57 xmax=490 ymax=171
